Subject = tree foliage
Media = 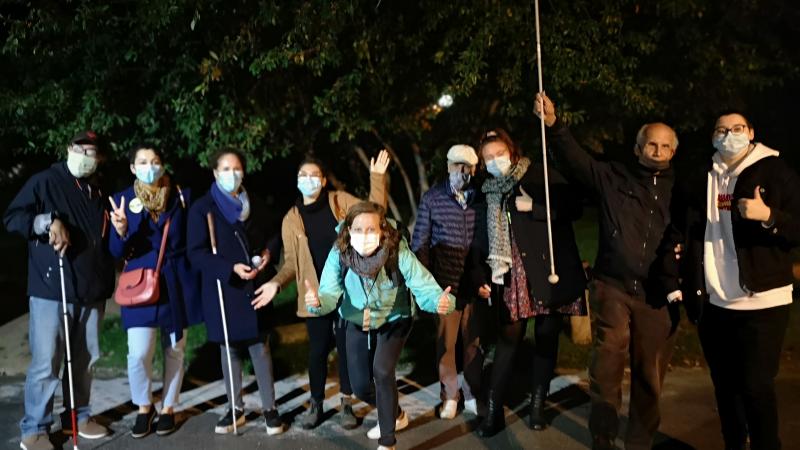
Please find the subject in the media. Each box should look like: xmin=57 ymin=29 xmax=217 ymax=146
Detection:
xmin=2 ymin=0 xmax=798 ymax=205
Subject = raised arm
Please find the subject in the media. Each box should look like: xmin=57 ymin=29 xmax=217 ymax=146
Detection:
xmin=535 ymin=92 xmax=615 ymax=193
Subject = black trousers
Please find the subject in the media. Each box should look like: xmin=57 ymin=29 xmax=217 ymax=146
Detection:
xmin=306 ymin=311 xmax=352 ymax=401
xmin=346 ymin=318 xmax=412 ymax=447
xmin=588 ymin=280 xmax=678 ymax=450
xmin=488 ymin=307 xmax=563 ymax=403
xmin=699 ymin=303 xmax=790 ymax=450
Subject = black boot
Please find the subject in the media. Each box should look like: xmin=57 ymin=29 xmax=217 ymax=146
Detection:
xmin=476 ymin=391 xmax=504 ymax=437
xmin=299 ymin=399 xmax=324 ymax=430
xmin=591 ymin=434 xmax=615 ymax=450
xmin=528 ymin=385 xmax=547 ymax=430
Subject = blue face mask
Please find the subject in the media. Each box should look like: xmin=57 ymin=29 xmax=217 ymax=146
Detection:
xmin=216 ymin=170 xmax=243 ymax=194
xmin=449 ymin=171 xmax=471 ymax=191
xmin=134 ymin=164 xmax=163 ymax=185
xmin=297 ymin=176 xmax=322 ymax=197
xmin=486 ymin=156 xmax=512 ymax=177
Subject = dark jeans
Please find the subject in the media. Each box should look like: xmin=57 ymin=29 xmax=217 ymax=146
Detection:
xmin=699 ymin=303 xmax=790 ymax=450
xmin=306 ymin=311 xmax=352 ymax=401
xmin=488 ymin=305 xmax=563 ymax=403
xmin=346 ymin=318 xmax=412 ymax=447
xmin=588 ymin=280 xmax=678 ymax=450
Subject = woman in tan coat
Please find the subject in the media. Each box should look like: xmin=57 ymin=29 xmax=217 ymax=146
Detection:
xmin=251 ymin=150 xmax=390 ymax=429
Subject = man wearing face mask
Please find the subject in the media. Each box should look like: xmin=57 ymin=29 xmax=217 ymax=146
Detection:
xmin=535 ymin=93 xmax=679 ymax=450
xmin=411 ymin=145 xmax=484 ymax=419
xmin=4 ymin=131 xmax=116 ymax=450
xmin=655 ymin=112 xmax=800 ymax=450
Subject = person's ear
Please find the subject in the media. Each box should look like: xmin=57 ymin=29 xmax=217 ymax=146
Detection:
xmin=130 ymin=164 xmax=136 ymax=175
xmin=748 ymin=127 xmax=755 ymax=141
xmin=321 ymin=176 xmax=327 ymax=187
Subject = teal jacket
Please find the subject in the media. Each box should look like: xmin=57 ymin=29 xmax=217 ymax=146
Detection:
xmin=309 ymin=239 xmax=455 ymax=328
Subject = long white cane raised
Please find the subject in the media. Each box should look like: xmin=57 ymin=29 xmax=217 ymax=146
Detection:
xmin=206 ymin=212 xmax=239 ymax=435
xmin=534 ymin=0 xmax=559 ymax=284
xmin=58 ymin=257 xmax=80 ymax=450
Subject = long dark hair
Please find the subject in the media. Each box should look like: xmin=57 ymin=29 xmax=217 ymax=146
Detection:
xmin=335 ymin=201 xmax=402 ymax=275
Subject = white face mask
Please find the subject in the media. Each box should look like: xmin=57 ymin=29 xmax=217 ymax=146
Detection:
xmin=713 ymin=133 xmax=750 ymax=158
xmin=66 ymin=151 xmax=98 ymax=178
xmin=216 ymin=169 xmax=244 ymax=193
xmin=350 ymin=232 xmax=381 ymax=256
xmin=486 ymin=156 xmax=512 ymax=177
xmin=297 ymin=176 xmax=322 ymax=197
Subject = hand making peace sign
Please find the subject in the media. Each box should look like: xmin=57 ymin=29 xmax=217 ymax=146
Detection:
xmin=108 ymin=196 xmax=128 ymax=237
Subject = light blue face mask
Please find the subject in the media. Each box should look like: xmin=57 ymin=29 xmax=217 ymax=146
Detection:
xmin=297 ymin=176 xmax=322 ymax=197
xmin=216 ymin=170 xmax=243 ymax=194
xmin=134 ymin=164 xmax=164 ymax=185
xmin=486 ymin=156 xmax=512 ymax=177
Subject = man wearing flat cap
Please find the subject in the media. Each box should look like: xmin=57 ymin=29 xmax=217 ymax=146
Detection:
xmin=411 ymin=144 xmax=485 ymax=419
xmin=4 ymin=131 xmax=115 ymax=450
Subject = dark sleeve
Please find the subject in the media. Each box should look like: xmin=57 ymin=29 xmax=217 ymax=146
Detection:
xmin=3 ymin=175 xmax=43 ymax=239
xmin=521 ymin=165 xmax=583 ymax=223
xmin=468 ymin=199 xmax=491 ymax=289
xmin=765 ymin=162 xmax=800 ymax=246
xmin=649 ymin=181 xmax=689 ymax=305
xmin=186 ymin=202 xmax=234 ymax=281
xmin=547 ymin=119 xmax=615 ymax=194
xmin=410 ymin=190 xmax=433 ymax=269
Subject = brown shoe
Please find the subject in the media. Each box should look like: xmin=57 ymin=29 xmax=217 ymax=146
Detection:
xmin=62 ymin=418 xmax=109 ymax=439
xmin=20 ymin=434 xmax=54 ymax=450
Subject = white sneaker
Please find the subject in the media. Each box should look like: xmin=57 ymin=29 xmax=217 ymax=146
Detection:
xmin=439 ymin=399 xmax=458 ymax=419
xmin=367 ymin=410 xmax=408 ymax=440
xmin=377 ymin=446 xmax=396 ymax=450
xmin=464 ymin=398 xmax=478 ymax=415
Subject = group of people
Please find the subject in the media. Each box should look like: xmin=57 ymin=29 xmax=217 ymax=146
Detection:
xmin=4 ymin=91 xmax=798 ymax=450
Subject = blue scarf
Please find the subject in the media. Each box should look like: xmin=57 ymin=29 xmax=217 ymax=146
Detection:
xmin=210 ymin=182 xmax=250 ymax=224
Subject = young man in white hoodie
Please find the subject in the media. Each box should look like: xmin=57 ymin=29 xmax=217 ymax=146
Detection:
xmin=657 ymin=112 xmax=800 ymax=450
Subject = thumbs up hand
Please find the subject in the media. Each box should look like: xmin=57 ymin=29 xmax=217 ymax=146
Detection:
xmin=515 ymin=186 xmax=533 ymax=212
xmin=737 ymin=185 xmax=771 ymax=222
xmin=437 ymin=286 xmax=453 ymax=315
xmin=108 ymin=195 xmax=128 ymax=237
xmin=304 ymin=279 xmax=320 ymax=309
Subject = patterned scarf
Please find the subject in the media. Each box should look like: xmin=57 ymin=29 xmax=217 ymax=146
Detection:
xmin=134 ymin=175 xmax=171 ymax=223
xmin=481 ymin=157 xmax=531 ymax=284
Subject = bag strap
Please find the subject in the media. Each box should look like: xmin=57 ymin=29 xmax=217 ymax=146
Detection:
xmin=154 ymin=217 xmax=171 ymax=274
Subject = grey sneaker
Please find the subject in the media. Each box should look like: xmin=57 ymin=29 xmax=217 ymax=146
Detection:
xmin=20 ymin=434 xmax=54 ymax=450
xmin=62 ymin=418 xmax=109 ymax=439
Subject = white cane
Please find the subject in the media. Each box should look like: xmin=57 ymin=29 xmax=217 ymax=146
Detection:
xmin=58 ymin=257 xmax=80 ymax=450
xmin=534 ymin=0 xmax=559 ymax=284
xmin=206 ymin=212 xmax=239 ymax=435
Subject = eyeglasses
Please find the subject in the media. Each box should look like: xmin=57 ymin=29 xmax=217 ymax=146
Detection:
xmin=713 ymin=124 xmax=748 ymax=138
xmin=69 ymin=144 xmax=98 ymax=157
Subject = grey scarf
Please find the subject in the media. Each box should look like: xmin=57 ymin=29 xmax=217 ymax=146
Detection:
xmin=343 ymin=245 xmax=390 ymax=280
xmin=481 ymin=157 xmax=531 ymax=284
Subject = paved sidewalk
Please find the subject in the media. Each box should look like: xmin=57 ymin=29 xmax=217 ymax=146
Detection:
xmin=3 ymin=366 xmax=800 ymax=450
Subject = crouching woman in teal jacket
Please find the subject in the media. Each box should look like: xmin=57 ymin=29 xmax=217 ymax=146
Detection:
xmin=305 ymin=201 xmax=454 ymax=450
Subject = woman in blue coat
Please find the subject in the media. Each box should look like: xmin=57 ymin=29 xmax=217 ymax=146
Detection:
xmin=186 ymin=149 xmax=285 ymax=436
xmin=108 ymin=145 xmax=202 ymax=438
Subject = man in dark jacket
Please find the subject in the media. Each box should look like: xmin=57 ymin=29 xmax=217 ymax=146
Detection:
xmin=411 ymin=144 xmax=483 ymax=419
xmin=657 ymin=112 xmax=800 ymax=450
xmin=536 ymin=93 xmax=679 ymax=450
xmin=4 ymin=131 xmax=115 ymax=450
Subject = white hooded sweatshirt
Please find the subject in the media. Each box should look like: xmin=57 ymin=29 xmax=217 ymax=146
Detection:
xmin=704 ymin=143 xmax=793 ymax=310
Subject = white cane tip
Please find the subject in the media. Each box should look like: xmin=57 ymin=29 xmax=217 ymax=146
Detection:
xmin=548 ymin=274 xmax=560 ymax=284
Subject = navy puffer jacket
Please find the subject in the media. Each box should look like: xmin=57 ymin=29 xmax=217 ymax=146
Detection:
xmin=411 ymin=180 xmax=479 ymax=305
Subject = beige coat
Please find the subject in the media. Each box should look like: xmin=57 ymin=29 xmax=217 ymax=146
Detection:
xmin=271 ymin=172 xmax=387 ymax=317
